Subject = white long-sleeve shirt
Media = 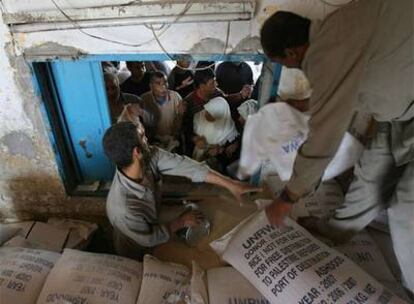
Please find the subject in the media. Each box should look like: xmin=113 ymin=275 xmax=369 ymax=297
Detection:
xmin=287 ymin=0 xmax=414 ymax=197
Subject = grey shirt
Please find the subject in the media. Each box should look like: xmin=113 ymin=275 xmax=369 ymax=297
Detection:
xmin=287 ymin=0 xmax=414 ymax=197
xmin=106 ymin=147 xmax=209 ymax=251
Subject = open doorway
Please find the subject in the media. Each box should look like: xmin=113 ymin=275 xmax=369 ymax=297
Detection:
xmin=32 ymin=54 xmax=268 ymax=196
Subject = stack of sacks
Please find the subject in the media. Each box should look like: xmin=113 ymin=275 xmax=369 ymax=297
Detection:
xmin=137 ymin=255 xmax=208 ymax=304
xmin=207 ymin=267 xmax=270 ymax=303
xmin=0 ymin=247 xmax=60 ymax=304
xmin=210 ymin=211 xmax=407 ymax=303
xmin=36 ymin=249 xmax=142 ymax=304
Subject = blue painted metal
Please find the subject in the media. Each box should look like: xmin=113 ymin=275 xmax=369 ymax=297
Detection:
xmin=50 ymin=61 xmax=114 ymax=182
xmin=29 ymin=64 xmax=69 ymax=185
xmin=269 ymin=63 xmax=282 ymax=98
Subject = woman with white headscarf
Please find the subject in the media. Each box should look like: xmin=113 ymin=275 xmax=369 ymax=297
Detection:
xmin=193 ymin=97 xmax=240 ymax=171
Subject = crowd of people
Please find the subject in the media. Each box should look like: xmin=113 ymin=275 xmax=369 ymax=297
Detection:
xmin=103 ymin=59 xmax=260 ymax=175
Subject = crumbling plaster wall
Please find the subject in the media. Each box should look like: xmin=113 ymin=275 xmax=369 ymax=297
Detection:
xmin=0 ymin=0 xmax=340 ymax=222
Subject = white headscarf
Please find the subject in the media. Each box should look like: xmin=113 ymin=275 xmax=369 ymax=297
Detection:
xmin=194 ymin=97 xmax=239 ymax=146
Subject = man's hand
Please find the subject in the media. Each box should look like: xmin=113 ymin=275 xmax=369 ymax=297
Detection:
xmin=169 ymin=210 xmax=204 ymax=233
xmin=265 ymin=197 xmax=293 ymax=227
xmin=225 ymin=142 xmax=239 ymax=157
xmin=240 ymin=85 xmax=253 ymax=99
xmin=208 ymin=144 xmax=223 ymax=156
xmin=227 ymin=181 xmax=262 ymax=203
xmin=179 ymin=76 xmax=194 ymax=89
xmin=179 ymin=210 xmax=204 ymax=227
xmin=193 ymin=135 xmax=207 ymax=149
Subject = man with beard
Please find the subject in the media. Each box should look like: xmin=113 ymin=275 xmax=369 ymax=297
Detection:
xmin=103 ymin=121 xmax=260 ymax=260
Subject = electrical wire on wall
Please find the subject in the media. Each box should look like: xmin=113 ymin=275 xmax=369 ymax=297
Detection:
xmin=49 ymin=0 xmax=194 ymax=48
xmin=319 ymin=0 xmax=355 ymax=7
xmin=49 ymin=0 xmax=237 ymax=72
xmin=149 ymin=21 xmax=232 ymax=72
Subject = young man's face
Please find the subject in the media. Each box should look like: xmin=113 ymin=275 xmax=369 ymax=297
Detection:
xmin=268 ymin=46 xmax=308 ymax=69
xmin=150 ymin=76 xmax=168 ymax=99
xmin=128 ymin=62 xmax=146 ymax=79
xmin=202 ymin=78 xmax=217 ymax=96
xmin=105 ymin=76 xmax=120 ymax=103
xmin=269 ymin=55 xmax=300 ymax=68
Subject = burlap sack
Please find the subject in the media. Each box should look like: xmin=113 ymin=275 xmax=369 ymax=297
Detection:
xmin=0 ymin=247 xmax=60 ymax=304
xmin=36 ymin=249 xmax=142 ymax=304
xmin=334 ymin=231 xmax=396 ymax=282
xmin=211 ymin=211 xmax=406 ymax=303
xmin=136 ymin=255 xmax=191 ymax=304
xmin=207 ymin=267 xmax=270 ymax=304
xmin=190 ymin=261 xmax=208 ymax=304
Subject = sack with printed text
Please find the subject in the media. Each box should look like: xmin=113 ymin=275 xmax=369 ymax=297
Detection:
xmin=36 ymin=249 xmax=143 ymax=304
xmin=0 ymin=247 xmax=61 ymax=304
xmin=210 ymin=211 xmax=407 ymax=304
xmin=207 ymin=267 xmax=270 ymax=304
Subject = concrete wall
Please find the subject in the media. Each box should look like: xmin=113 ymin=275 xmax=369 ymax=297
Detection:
xmin=0 ymin=0 xmax=344 ymax=222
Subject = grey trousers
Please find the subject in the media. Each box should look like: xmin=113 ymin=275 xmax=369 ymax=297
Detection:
xmin=318 ymin=121 xmax=414 ymax=293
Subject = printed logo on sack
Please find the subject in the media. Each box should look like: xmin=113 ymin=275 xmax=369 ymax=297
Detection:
xmin=281 ymin=134 xmax=306 ymax=154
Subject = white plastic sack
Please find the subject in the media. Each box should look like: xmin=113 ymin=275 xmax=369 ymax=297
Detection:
xmin=0 ymin=247 xmax=60 ymax=304
xmin=136 ymin=255 xmax=191 ymax=304
xmin=239 ymin=102 xmax=364 ymax=181
xmin=36 ymin=249 xmax=142 ymax=304
xmin=207 ymin=267 xmax=270 ymax=304
xmin=211 ymin=211 xmax=406 ymax=303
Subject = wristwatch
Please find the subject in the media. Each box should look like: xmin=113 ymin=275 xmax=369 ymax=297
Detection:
xmin=278 ymin=188 xmax=297 ymax=204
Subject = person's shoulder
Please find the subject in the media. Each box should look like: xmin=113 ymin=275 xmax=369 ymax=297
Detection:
xmin=169 ymin=90 xmax=182 ymax=100
xmin=143 ymin=72 xmax=151 ymax=82
xmin=183 ymin=91 xmax=196 ymax=102
xmin=122 ymin=92 xmax=142 ymax=104
xmin=120 ymin=76 xmax=132 ymax=88
xmin=140 ymin=91 xmax=152 ymax=100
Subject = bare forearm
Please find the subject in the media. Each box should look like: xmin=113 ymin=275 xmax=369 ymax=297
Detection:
xmin=204 ymin=170 xmax=236 ymax=192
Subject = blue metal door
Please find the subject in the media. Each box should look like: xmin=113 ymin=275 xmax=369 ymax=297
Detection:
xmin=50 ymin=61 xmax=114 ymax=182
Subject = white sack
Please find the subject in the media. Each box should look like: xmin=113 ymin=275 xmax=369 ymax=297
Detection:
xmin=207 ymin=267 xmax=270 ymax=304
xmin=239 ymin=102 xmax=364 ymax=181
xmin=0 ymin=247 xmax=60 ymax=304
xmin=190 ymin=261 xmax=208 ymax=304
xmin=211 ymin=211 xmax=406 ymax=303
xmin=36 ymin=249 xmax=142 ymax=304
xmin=136 ymin=255 xmax=191 ymax=304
